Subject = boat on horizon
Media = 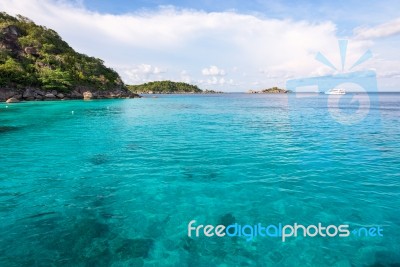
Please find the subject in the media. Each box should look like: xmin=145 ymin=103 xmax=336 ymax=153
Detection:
xmin=325 ymin=88 xmax=346 ymax=95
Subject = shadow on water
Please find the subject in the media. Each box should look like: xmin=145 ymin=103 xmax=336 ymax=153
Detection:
xmin=0 ymin=126 xmax=22 ymax=133
xmin=179 ymin=212 xmax=264 ymax=266
xmin=0 ymin=208 xmax=154 ymax=266
xmin=219 ymin=213 xmax=236 ymax=227
xmin=369 ymin=262 xmax=400 ymax=267
xmin=369 ymin=263 xmax=400 ymax=267
xmin=125 ymin=142 xmax=143 ymax=151
xmin=0 ymin=162 xmax=155 ymax=266
xmin=89 ymin=153 xmax=111 ymax=165
xmin=181 ymin=166 xmax=221 ymax=182
xmin=368 ymin=250 xmax=400 ymax=267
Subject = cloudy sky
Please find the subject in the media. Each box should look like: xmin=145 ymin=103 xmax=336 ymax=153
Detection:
xmin=1 ymin=0 xmax=400 ymax=91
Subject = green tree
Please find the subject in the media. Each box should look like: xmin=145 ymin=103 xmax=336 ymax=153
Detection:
xmin=38 ymin=68 xmax=72 ymax=91
xmin=0 ymin=57 xmax=26 ymax=86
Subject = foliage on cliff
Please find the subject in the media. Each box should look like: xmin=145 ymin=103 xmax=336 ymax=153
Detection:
xmin=127 ymin=81 xmax=203 ymax=94
xmin=0 ymin=12 xmax=124 ymax=92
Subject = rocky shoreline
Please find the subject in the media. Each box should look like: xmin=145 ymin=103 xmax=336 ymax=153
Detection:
xmin=0 ymin=87 xmax=141 ymax=103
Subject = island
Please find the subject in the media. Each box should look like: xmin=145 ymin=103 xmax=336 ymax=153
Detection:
xmin=247 ymin=87 xmax=291 ymax=94
xmin=0 ymin=13 xmax=139 ymax=102
xmin=127 ymin=81 xmax=223 ymax=94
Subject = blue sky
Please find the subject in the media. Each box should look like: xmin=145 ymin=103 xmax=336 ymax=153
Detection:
xmin=81 ymin=0 xmax=400 ymax=30
xmin=1 ymin=0 xmax=400 ymax=91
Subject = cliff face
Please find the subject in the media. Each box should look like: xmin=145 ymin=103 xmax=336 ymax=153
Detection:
xmin=0 ymin=12 xmax=139 ymax=101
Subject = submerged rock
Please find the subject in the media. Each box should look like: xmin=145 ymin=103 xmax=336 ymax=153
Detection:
xmin=74 ymin=218 xmax=110 ymax=240
xmin=219 ymin=213 xmax=236 ymax=227
xmin=0 ymin=126 xmax=20 ymax=133
xmin=115 ymin=238 xmax=154 ymax=258
xmin=181 ymin=236 xmax=196 ymax=253
xmin=90 ymin=154 xmax=110 ymax=165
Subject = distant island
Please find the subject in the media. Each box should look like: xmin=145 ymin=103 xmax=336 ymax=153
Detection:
xmin=247 ymin=87 xmax=291 ymax=94
xmin=0 ymin=13 xmax=139 ymax=102
xmin=127 ymin=81 xmax=223 ymax=94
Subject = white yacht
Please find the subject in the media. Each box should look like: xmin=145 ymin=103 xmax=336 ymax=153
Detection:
xmin=325 ymin=88 xmax=346 ymax=95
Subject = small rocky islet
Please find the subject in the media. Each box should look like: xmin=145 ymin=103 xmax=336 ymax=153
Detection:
xmin=247 ymin=86 xmax=291 ymax=94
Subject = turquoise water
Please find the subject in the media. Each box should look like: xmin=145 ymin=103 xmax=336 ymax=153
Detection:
xmin=0 ymin=94 xmax=399 ymax=266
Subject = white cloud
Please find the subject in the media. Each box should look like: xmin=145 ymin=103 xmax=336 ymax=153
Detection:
xmin=202 ymin=77 xmax=234 ymax=86
xmin=180 ymin=70 xmax=191 ymax=83
xmin=370 ymin=59 xmax=400 ymax=79
xmin=130 ymin=64 xmax=164 ymax=75
xmin=354 ymin=18 xmax=400 ymax=40
xmin=259 ymin=68 xmax=295 ymax=79
xmin=201 ymin=65 xmax=226 ymax=76
xmin=122 ymin=64 xmax=165 ymax=84
xmin=379 ymin=71 xmax=400 ymax=78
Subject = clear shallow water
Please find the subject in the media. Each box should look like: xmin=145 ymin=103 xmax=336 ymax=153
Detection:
xmin=0 ymin=93 xmax=399 ymax=266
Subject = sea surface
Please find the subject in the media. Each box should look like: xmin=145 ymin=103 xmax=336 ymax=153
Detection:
xmin=0 ymin=93 xmax=399 ymax=266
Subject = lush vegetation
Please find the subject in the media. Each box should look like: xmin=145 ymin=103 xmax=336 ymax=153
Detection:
xmin=127 ymin=81 xmax=203 ymax=94
xmin=0 ymin=13 xmax=124 ymax=92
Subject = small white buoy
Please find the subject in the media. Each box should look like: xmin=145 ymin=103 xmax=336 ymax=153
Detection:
xmin=71 ymin=111 xmax=74 ymax=115
xmin=5 ymin=106 xmax=8 ymax=108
